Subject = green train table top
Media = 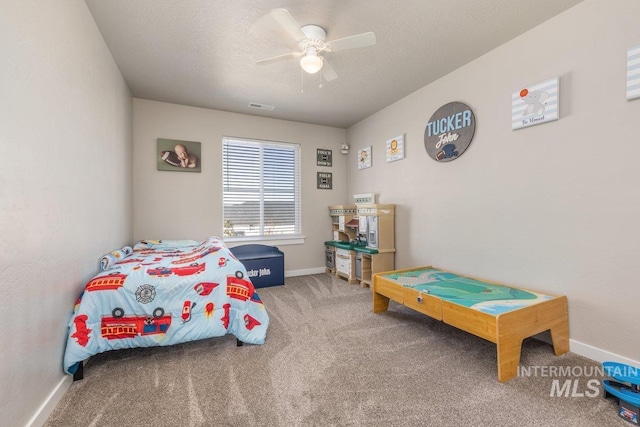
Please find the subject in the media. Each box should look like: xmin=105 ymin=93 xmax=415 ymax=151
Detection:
xmin=379 ymin=267 xmax=554 ymax=315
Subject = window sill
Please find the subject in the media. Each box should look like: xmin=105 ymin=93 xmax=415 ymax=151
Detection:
xmin=223 ymin=235 xmax=305 ymax=247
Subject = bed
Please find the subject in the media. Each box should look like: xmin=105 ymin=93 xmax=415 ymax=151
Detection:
xmin=373 ymin=266 xmax=569 ymax=382
xmin=63 ymin=236 xmax=269 ymax=378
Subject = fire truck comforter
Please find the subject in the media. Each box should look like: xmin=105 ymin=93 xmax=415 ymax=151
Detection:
xmin=63 ymin=236 xmax=270 ymax=375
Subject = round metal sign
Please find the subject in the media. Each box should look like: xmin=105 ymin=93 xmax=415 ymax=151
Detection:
xmin=424 ymin=102 xmax=476 ymax=162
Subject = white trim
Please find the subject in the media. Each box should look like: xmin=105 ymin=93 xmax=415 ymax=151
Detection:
xmin=532 ymin=333 xmax=640 ymax=367
xmin=285 ymin=267 xmax=326 ymax=277
xmin=27 ymin=375 xmax=73 ymax=427
xmin=570 ymin=339 xmax=640 ymax=367
xmin=225 ymin=236 xmax=305 ymax=247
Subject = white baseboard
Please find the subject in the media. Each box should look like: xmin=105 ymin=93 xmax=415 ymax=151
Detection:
xmin=570 ymin=339 xmax=640 ymax=367
xmin=27 ymin=374 xmax=73 ymax=427
xmin=285 ymin=267 xmax=326 ymax=277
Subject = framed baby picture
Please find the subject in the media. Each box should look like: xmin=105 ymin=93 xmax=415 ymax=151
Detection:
xmin=157 ymin=138 xmax=201 ymax=172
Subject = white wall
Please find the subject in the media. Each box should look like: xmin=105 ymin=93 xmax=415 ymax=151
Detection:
xmin=133 ymin=99 xmax=348 ymax=274
xmin=0 ymin=1 xmax=133 ymax=425
xmin=347 ymin=0 xmax=640 ymax=364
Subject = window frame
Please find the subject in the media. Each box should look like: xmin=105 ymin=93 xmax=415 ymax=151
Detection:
xmin=222 ymin=136 xmax=303 ymax=246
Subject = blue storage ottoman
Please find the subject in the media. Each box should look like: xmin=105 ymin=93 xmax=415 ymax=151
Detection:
xmin=230 ymin=244 xmax=284 ymax=288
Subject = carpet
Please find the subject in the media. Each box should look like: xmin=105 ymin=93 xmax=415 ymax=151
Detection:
xmin=45 ymin=274 xmax=627 ymax=426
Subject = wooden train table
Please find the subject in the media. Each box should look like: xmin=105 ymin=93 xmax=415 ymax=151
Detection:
xmin=373 ymin=266 xmax=570 ymax=382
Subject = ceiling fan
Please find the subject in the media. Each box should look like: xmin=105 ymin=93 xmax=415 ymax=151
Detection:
xmin=256 ymin=9 xmax=376 ymax=81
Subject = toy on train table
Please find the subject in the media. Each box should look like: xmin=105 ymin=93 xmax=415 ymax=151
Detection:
xmin=602 ymin=361 xmax=640 ymax=424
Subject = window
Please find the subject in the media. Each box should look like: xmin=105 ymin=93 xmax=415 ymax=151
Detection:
xmin=222 ymin=136 xmax=301 ymax=241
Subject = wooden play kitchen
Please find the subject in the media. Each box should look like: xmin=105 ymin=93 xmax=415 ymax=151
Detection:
xmin=373 ymin=266 xmax=570 ymax=382
xmin=325 ymin=195 xmax=395 ymax=287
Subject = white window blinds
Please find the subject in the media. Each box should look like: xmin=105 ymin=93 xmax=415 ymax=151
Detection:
xmin=222 ymin=137 xmax=301 ymax=239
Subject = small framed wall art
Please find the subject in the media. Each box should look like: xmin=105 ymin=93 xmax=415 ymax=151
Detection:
xmin=157 ymin=138 xmax=201 ymax=172
xmin=317 ymin=148 xmax=332 ymax=166
xmin=317 ymin=172 xmax=332 ymax=189
xmin=386 ymin=135 xmax=405 ymax=162
xmin=512 ymin=77 xmax=559 ymax=130
xmin=358 ymin=146 xmax=372 ymax=169
xmin=627 ymin=45 xmax=640 ymax=100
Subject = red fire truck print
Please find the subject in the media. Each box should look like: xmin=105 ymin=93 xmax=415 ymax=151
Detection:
xmin=137 ymin=248 xmax=182 ymax=258
xmin=85 ymin=273 xmax=127 ymax=292
xmin=173 ymin=246 xmax=221 ymax=265
xmin=113 ymin=258 xmax=144 ymax=265
xmin=147 ymin=263 xmax=205 ymax=278
xmin=174 ymin=263 xmax=205 ymax=276
xmin=147 ymin=266 xmax=172 ymax=277
xmin=101 ymin=307 xmax=171 ymax=340
xmin=226 ymin=271 xmax=256 ymax=301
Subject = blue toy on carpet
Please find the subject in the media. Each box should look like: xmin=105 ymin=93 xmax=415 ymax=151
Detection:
xmin=602 ymin=361 xmax=640 ymax=425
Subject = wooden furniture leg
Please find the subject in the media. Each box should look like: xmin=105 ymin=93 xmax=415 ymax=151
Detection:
xmin=496 ymin=337 xmax=523 ymax=382
xmin=373 ymin=291 xmax=390 ymax=313
xmin=495 ymin=296 xmax=570 ymax=382
xmin=550 ymin=321 xmax=570 ymax=356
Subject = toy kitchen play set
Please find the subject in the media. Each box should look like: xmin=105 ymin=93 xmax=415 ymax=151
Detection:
xmin=325 ymin=194 xmax=395 ymax=287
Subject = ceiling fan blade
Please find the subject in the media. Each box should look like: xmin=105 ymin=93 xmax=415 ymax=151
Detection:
xmin=259 ymin=9 xmax=307 ymax=47
xmin=327 ymin=32 xmax=376 ymax=52
xmin=256 ymin=51 xmax=301 ymax=66
xmin=321 ymin=58 xmax=338 ymax=81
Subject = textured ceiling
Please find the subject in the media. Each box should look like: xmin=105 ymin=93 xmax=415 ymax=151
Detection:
xmin=85 ymin=0 xmax=584 ymax=129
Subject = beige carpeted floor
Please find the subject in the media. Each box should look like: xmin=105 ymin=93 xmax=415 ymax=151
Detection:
xmin=45 ymin=274 xmax=628 ymax=426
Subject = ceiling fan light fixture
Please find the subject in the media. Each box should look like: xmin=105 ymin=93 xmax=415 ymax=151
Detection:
xmin=300 ymin=52 xmax=323 ymax=74
xmin=257 ymin=10 xmax=376 ymax=82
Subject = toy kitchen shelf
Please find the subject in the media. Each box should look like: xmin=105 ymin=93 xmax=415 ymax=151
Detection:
xmin=326 ymin=203 xmax=395 ymax=287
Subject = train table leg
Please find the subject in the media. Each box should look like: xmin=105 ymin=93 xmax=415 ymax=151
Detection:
xmin=373 ymin=291 xmax=390 ymax=313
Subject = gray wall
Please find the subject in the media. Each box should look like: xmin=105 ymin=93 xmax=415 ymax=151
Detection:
xmin=347 ymin=0 xmax=640 ymax=364
xmin=132 ymin=99 xmax=348 ymax=274
xmin=0 ymin=1 xmax=133 ymax=425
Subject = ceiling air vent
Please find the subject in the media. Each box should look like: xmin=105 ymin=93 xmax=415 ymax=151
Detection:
xmin=248 ymin=103 xmax=275 ymax=111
